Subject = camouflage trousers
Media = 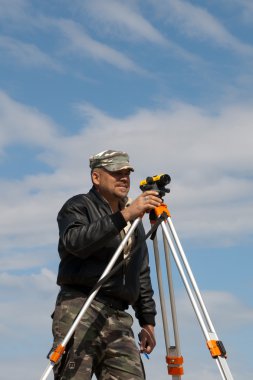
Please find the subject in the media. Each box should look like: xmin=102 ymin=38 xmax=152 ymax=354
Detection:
xmin=51 ymin=288 xmax=145 ymax=380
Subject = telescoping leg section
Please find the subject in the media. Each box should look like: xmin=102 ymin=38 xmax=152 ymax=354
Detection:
xmin=151 ymin=207 xmax=184 ymax=379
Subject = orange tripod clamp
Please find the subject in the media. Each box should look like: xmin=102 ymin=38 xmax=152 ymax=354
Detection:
xmin=166 ymin=355 xmax=184 ymax=376
xmin=149 ymin=203 xmax=171 ymax=225
xmin=154 ymin=203 xmax=171 ymax=218
xmin=49 ymin=343 xmax=65 ymax=363
xmin=207 ymin=340 xmax=227 ymax=359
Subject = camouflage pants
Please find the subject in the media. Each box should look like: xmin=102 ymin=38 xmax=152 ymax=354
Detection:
xmin=51 ymin=289 xmax=145 ymax=380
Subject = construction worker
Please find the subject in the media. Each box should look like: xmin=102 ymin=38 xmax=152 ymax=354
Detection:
xmin=51 ymin=149 xmax=162 ymax=379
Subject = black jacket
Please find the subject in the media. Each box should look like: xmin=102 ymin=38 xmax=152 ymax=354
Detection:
xmin=56 ymin=186 xmax=156 ymax=326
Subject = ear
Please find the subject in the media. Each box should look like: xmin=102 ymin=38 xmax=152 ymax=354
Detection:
xmin=92 ymin=169 xmax=100 ymax=186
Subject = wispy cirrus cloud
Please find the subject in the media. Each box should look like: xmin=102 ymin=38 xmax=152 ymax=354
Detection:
xmin=222 ymin=0 xmax=253 ymax=15
xmin=0 ymin=1 xmax=144 ymax=73
xmin=149 ymin=0 xmax=253 ymax=55
xmin=0 ymin=91 xmax=59 ymax=150
xmin=48 ymin=18 xmax=144 ymax=73
xmin=0 ymin=0 xmax=29 ymax=22
xmin=0 ymin=36 xmax=62 ymax=70
xmin=79 ymin=0 xmax=167 ymax=45
xmin=228 ymin=0 xmax=253 ymax=24
xmin=0 ymin=0 xmax=199 ymax=73
xmin=74 ymin=0 xmax=199 ymax=63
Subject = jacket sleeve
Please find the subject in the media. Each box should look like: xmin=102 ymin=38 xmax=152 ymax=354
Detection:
xmin=132 ymin=228 xmax=157 ymax=326
xmin=57 ymin=196 xmax=127 ymax=258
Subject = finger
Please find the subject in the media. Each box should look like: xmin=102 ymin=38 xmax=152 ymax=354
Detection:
xmin=143 ymin=194 xmax=161 ymax=204
xmin=145 ymin=190 xmax=159 ymax=195
xmin=140 ymin=337 xmax=147 ymax=351
xmin=146 ymin=199 xmax=161 ymax=208
xmin=145 ymin=344 xmax=154 ymax=354
xmin=142 ymin=327 xmax=156 ymax=345
xmin=142 ymin=339 xmax=153 ymax=354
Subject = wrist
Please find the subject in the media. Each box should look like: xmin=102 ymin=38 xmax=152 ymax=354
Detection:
xmin=121 ymin=208 xmax=131 ymax=222
xmin=142 ymin=324 xmax=155 ymax=334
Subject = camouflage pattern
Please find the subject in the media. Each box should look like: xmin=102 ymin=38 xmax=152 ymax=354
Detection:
xmin=89 ymin=150 xmax=134 ymax=172
xmin=51 ymin=288 xmax=145 ymax=380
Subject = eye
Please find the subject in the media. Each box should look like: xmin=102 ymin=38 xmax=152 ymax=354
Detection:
xmin=123 ymin=171 xmax=131 ymax=176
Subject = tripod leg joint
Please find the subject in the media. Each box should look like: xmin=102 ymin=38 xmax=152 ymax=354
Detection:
xmin=166 ymin=354 xmax=184 ymax=376
xmin=207 ymin=340 xmax=227 ymax=359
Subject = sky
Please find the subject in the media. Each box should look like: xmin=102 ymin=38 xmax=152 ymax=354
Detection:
xmin=0 ymin=0 xmax=253 ymax=379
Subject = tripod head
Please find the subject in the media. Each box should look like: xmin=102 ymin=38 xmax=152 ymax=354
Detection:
xmin=140 ymin=174 xmax=171 ymax=198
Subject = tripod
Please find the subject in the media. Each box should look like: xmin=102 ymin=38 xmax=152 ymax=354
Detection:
xmin=40 ymin=186 xmax=234 ymax=380
xmin=148 ymin=203 xmax=233 ymax=379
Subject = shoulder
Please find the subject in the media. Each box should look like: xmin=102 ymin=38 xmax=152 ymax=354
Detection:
xmin=58 ymin=193 xmax=89 ymax=214
xmin=63 ymin=193 xmax=86 ymax=205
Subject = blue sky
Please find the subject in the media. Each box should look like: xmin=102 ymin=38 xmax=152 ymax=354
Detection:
xmin=1 ymin=1 xmax=253 ymax=379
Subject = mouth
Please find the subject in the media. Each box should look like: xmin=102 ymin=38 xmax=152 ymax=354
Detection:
xmin=117 ymin=184 xmax=129 ymax=191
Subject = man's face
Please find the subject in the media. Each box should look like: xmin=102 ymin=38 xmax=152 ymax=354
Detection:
xmin=92 ymin=168 xmax=131 ymax=201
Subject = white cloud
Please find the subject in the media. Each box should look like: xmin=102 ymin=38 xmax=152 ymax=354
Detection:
xmin=1 ymin=91 xmax=250 ymax=377
xmin=131 ymin=288 xmax=253 ymax=379
xmin=0 ymin=251 xmax=51 ymax=271
xmin=174 ymin=290 xmax=253 ymax=330
xmin=0 ymin=268 xmax=56 ymax=292
xmin=0 ymin=91 xmax=59 ymax=150
xmin=0 ymin=36 xmax=62 ymax=70
xmin=0 ymin=0 xmax=200 ymax=72
xmin=0 ymin=269 xmax=251 ymax=380
xmin=0 ymin=269 xmax=57 ymax=338
xmin=0 ymin=270 xmax=57 ymax=380
xmin=80 ymin=0 xmax=167 ymax=45
xmin=0 ymin=1 xmax=145 ymax=73
xmin=49 ymin=18 xmax=143 ymax=73
xmin=221 ymin=0 xmax=253 ymax=17
xmin=240 ymin=0 xmax=253 ymax=22
xmin=73 ymin=0 xmax=199 ymax=63
xmin=76 ymin=100 xmax=253 ymax=244
xmin=0 ymin=3 xmax=252 ymax=379
xmin=1 ymin=92 xmax=253 ymax=250
xmin=0 ymin=0 xmax=29 ymax=22
xmin=149 ymin=0 xmax=253 ymax=55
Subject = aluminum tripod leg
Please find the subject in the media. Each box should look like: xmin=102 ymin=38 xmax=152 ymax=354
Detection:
xmin=161 ymin=218 xmax=234 ymax=380
xmin=152 ymin=232 xmax=183 ymax=378
xmin=162 ymin=230 xmax=182 ymax=357
xmin=39 ymin=217 xmax=141 ymax=380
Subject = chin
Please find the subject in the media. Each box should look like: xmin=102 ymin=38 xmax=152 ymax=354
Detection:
xmin=118 ymin=193 xmax=128 ymax=199
xmin=117 ymin=190 xmax=128 ymax=199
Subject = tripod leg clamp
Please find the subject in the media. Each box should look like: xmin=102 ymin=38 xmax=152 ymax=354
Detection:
xmin=166 ymin=355 xmax=184 ymax=376
xmin=49 ymin=343 xmax=65 ymax=364
xmin=207 ymin=340 xmax=227 ymax=359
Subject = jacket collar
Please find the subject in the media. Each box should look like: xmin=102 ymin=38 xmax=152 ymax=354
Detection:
xmin=88 ymin=186 xmax=129 ymax=211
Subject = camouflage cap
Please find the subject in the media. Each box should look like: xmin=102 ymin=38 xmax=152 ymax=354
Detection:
xmin=89 ymin=150 xmax=134 ymax=172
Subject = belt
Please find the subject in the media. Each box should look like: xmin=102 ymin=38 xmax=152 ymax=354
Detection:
xmin=61 ymin=285 xmax=128 ymax=311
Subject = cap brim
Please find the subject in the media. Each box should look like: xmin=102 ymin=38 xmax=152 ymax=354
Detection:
xmin=104 ymin=164 xmax=134 ymax=172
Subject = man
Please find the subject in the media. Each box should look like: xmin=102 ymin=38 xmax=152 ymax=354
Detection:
xmin=51 ymin=149 xmax=162 ymax=380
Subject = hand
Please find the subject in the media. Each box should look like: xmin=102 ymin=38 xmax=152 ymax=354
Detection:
xmin=121 ymin=191 xmax=162 ymax=222
xmin=138 ymin=325 xmax=156 ymax=354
